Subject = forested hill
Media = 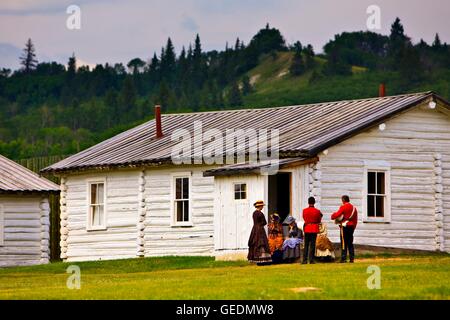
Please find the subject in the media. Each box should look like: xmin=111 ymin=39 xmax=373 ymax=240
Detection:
xmin=0 ymin=19 xmax=449 ymax=160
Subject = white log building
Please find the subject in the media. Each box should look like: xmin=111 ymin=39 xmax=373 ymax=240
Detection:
xmin=0 ymin=155 xmax=59 ymax=267
xmin=43 ymin=91 xmax=450 ymax=261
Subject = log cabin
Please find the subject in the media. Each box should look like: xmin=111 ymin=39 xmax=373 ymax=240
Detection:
xmin=0 ymin=154 xmax=59 ymax=267
xmin=42 ymin=91 xmax=450 ymax=262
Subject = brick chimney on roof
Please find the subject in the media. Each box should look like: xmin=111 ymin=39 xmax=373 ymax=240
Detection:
xmin=379 ymin=83 xmax=386 ymax=97
xmin=155 ymin=105 xmax=163 ymax=138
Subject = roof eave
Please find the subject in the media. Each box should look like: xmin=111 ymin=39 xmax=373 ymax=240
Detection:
xmin=307 ymin=92 xmax=445 ymax=157
xmin=0 ymin=189 xmax=60 ymax=195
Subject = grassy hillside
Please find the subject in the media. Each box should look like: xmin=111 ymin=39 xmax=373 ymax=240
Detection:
xmin=2 ymin=50 xmax=449 ymax=162
xmin=240 ymin=52 xmax=450 ymax=108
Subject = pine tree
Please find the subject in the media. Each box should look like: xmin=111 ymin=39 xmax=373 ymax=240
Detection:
xmin=161 ymin=37 xmax=176 ymax=81
xmin=216 ymin=88 xmax=225 ymax=109
xmin=149 ymin=53 xmax=160 ymax=74
xmin=194 ymin=34 xmax=202 ymax=59
xmin=104 ymin=89 xmax=119 ymax=125
xmin=157 ymin=80 xmax=171 ymax=111
xmin=64 ymin=53 xmax=77 ymax=101
xmin=227 ymin=81 xmax=242 ymax=107
xmin=323 ymin=47 xmax=351 ymax=76
xmin=235 ymin=37 xmax=241 ymax=51
xmin=192 ymin=34 xmax=205 ymax=88
xmin=147 ymin=52 xmax=160 ymax=86
xmin=178 ymin=46 xmax=187 ymax=68
xmin=119 ymin=76 xmax=137 ymax=118
xmin=187 ymin=44 xmax=193 ymax=62
xmin=292 ymin=41 xmax=302 ymax=52
xmin=432 ymin=33 xmax=442 ymax=49
xmin=304 ymin=44 xmax=316 ymax=69
xmin=241 ymin=75 xmax=253 ymax=95
xmin=398 ymin=44 xmax=424 ymax=83
xmin=67 ymin=53 xmax=76 ymax=76
xmin=177 ymin=46 xmax=189 ymax=84
xmin=20 ymin=38 xmax=38 ymax=73
xmin=388 ymin=17 xmax=411 ymax=69
xmin=390 ymin=17 xmax=405 ymax=41
xmin=290 ymin=44 xmax=305 ymax=76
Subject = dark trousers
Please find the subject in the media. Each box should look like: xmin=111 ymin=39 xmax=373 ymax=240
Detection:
xmin=303 ymin=233 xmax=317 ymax=263
xmin=340 ymin=226 xmax=355 ymax=261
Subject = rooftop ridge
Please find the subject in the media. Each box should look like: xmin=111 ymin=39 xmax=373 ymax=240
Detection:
xmin=162 ymin=91 xmax=434 ymax=117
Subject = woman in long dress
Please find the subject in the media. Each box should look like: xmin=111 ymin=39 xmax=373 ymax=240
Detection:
xmin=268 ymin=213 xmax=284 ymax=255
xmin=315 ymin=223 xmax=335 ymax=262
xmin=268 ymin=213 xmax=284 ymax=263
xmin=247 ymin=200 xmax=272 ymax=264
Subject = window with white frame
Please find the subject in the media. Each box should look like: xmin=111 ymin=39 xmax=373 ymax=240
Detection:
xmin=364 ymin=166 xmax=391 ymax=222
xmin=87 ymin=181 xmax=106 ymax=230
xmin=173 ymin=176 xmax=191 ymax=225
xmin=0 ymin=204 xmax=4 ymax=246
xmin=234 ymin=183 xmax=247 ymax=200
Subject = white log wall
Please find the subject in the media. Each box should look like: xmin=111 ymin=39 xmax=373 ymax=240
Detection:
xmin=0 ymin=195 xmax=50 ymax=267
xmin=316 ymin=104 xmax=450 ymax=252
xmin=63 ymin=171 xmax=139 ymax=262
xmin=443 ymin=153 xmax=450 ymax=252
xmin=144 ymin=166 xmax=215 ymax=256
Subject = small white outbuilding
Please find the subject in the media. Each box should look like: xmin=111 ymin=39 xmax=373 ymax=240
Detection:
xmin=0 ymin=154 xmax=59 ymax=267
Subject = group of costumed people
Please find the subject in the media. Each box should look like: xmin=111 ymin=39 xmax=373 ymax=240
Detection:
xmin=248 ymin=195 xmax=357 ymax=265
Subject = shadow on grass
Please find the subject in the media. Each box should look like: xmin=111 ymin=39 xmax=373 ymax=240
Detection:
xmin=0 ymin=256 xmax=249 ymax=275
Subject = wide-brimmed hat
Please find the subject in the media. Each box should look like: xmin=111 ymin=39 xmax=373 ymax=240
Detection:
xmin=271 ymin=213 xmax=280 ymax=221
xmin=253 ymin=200 xmax=265 ymax=207
xmin=283 ymin=216 xmax=296 ymax=225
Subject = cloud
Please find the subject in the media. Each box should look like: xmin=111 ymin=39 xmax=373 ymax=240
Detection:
xmin=0 ymin=0 xmax=448 ymax=71
xmin=76 ymin=57 xmax=97 ymax=70
xmin=0 ymin=43 xmax=22 ymax=69
xmin=0 ymin=0 xmax=71 ymax=16
xmin=180 ymin=15 xmax=199 ymax=32
xmin=0 ymin=0 xmax=119 ymax=16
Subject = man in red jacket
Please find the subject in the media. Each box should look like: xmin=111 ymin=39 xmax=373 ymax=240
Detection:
xmin=331 ymin=195 xmax=358 ymax=263
xmin=302 ymin=197 xmax=322 ymax=264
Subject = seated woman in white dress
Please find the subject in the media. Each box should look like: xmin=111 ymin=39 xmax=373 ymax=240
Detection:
xmin=315 ymin=223 xmax=335 ymax=262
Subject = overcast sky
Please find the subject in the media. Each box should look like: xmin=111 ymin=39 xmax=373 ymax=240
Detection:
xmin=1 ymin=0 xmax=449 ymax=70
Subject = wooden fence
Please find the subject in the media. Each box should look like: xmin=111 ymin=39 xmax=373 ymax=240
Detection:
xmin=16 ymin=155 xmax=70 ymax=262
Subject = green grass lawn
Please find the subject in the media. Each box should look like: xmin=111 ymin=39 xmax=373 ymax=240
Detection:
xmin=0 ymin=254 xmax=449 ymax=300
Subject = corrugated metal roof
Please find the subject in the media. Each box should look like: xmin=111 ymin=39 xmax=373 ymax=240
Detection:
xmin=203 ymin=157 xmax=316 ymax=176
xmin=0 ymin=154 xmax=59 ymax=193
xmin=43 ymin=91 xmax=447 ymax=173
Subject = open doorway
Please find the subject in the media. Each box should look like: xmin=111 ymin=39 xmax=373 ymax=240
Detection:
xmin=268 ymin=172 xmax=292 ymax=223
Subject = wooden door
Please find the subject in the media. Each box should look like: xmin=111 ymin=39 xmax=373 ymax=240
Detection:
xmin=215 ymin=175 xmax=265 ymax=250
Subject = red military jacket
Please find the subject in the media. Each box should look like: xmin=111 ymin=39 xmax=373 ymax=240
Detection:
xmin=302 ymin=206 xmax=323 ymax=234
xmin=331 ymin=202 xmax=358 ymax=228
